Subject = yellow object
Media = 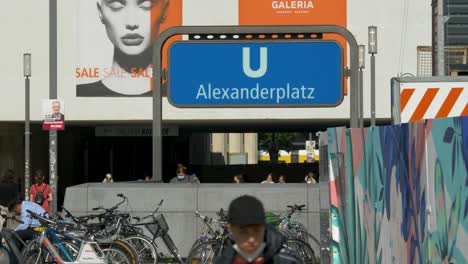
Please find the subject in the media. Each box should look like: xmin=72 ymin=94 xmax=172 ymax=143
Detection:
xmin=258 ymin=150 xmax=319 ymax=163
xmin=33 ymin=227 xmax=45 ymax=232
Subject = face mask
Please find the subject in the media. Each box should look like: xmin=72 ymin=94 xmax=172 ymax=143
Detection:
xmin=177 ymin=175 xmax=185 ymax=180
xmin=233 ymin=243 xmax=266 ymax=263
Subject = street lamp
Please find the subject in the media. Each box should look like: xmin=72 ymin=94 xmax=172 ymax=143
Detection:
xmin=23 ymin=53 xmax=31 ymax=200
xmin=368 ymin=26 xmax=377 ymax=126
xmin=358 ymin=45 xmax=365 ymax=128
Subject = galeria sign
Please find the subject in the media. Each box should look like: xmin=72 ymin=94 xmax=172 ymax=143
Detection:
xmin=168 ymin=42 xmax=344 ymax=107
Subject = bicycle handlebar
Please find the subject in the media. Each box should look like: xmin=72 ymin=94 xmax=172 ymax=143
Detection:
xmin=26 ymin=209 xmax=55 ymax=227
xmin=194 ymin=211 xmax=227 ymax=225
xmin=286 ymin=204 xmax=306 ymax=210
xmin=91 ymin=194 xmax=127 ymax=214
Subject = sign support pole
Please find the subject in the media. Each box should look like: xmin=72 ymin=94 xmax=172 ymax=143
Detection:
xmin=437 ymin=0 xmax=445 ymax=76
xmin=49 ymin=0 xmax=58 ymax=215
xmin=25 ymin=76 xmax=31 ymax=200
xmin=152 ymin=25 xmax=360 ymax=182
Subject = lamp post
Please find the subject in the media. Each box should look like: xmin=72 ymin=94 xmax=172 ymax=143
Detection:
xmin=23 ymin=53 xmax=31 ymax=200
xmin=368 ymin=26 xmax=377 ymax=126
xmin=358 ymin=45 xmax=365 ymax=128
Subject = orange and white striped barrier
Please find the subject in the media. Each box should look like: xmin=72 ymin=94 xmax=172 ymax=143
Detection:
xmin=400 ymin=84 xmax=468 ymax=123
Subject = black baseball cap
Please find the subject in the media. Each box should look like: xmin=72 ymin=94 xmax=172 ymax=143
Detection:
xmin=228 ymin=195 xmax=266 ymax=226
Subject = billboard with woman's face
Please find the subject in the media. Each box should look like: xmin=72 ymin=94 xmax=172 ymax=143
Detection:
xmin=76 ymin=0 xmax=182 ymax=97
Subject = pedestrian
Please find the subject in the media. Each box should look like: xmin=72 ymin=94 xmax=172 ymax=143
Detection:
xmin=261 ymin=173 xmax=275 ymax=184
xmin=8 ymin=199 xmax=48 ymax=249
xmin=233 ymin=174 xmax=245 ymax=184
xmin=102 ymin=173 xmax=113 ymax=183
xmin=0 ymin=169 xmax=19 ymax=208
xmin=169 ymin=164 xmax=200 ymax=183
xmin=29 ymin=170 xmax=52 ymax=214
xmin=213 ymin=195 xmax=302 ymax=264
xmin=145 ymin=175 xmax=152 ymax=181
xmin=0 ymin=169 xmax=15 ymax=184
xmin=278 ymin=175 xmax=286 ymax=184
xmin=304 ymin=173 xmax=316 ymax=184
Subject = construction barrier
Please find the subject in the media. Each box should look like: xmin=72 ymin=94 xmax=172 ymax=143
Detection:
xmin=328 ymin=116 xmax=468 ymax=263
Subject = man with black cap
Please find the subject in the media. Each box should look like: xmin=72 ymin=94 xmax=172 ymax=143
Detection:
xmin=214 ymin=195 xmax=302 ymax=264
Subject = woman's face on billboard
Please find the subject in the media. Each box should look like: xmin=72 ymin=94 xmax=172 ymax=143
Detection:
xmin=98 ymin=0 xmax=169 ymax=56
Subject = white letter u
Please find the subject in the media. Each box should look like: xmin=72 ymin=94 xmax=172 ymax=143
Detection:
xmin=243 ymin=47 xmax=268 ymax=78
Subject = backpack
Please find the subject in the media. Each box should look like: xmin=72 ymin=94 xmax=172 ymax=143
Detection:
xmin=33 ymin=184 xmax=47 ymax=205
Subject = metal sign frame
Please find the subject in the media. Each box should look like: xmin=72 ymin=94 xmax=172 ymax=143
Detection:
xmin=152 ymin=25 xmax=360 ymax=181
xmin=166 ymin=39 xmax=345 ymax=108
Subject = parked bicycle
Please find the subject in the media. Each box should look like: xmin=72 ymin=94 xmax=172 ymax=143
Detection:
xmin=22 ymin=209 xmax=135 ymax=264
xmin=185 ymin=210 xmax=229 ymax=264
xmin=0 ymin=211 xmax=24 ymax=264
xmin=123 ymin=199 xmax=184 ymax=264
xmin=63 ymin=194 xmax=183 ymax=264
xmin=272 ymin=204 xmax=320 ymax=264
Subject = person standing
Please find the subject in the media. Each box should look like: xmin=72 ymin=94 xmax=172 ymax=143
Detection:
xmin=304 ymin=173 xmax=317 ymax=184
xmin=102 ymin=173 xmax=114 ymax=183
xmin=214 ymin=195 xmax=301 ymax=264
xmin=29 ymin=170 xmax=52 ymax=215
xmin=169 ymin=164 xmax=200 ymax=183
xmin=278 ymin=175 xmax=286 ymax=184
xmin=233 ymin=174 xmax=245 ymax=184
xmin=261 ymin=173 xmax=275 ymax=184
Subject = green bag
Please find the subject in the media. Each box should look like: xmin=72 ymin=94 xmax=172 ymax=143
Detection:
xmin=265 ymin=212 xmax=281 ymax=224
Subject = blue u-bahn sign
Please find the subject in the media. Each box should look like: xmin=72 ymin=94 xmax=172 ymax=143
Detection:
xmin=168 ymin=41 xmax=343 ymax=107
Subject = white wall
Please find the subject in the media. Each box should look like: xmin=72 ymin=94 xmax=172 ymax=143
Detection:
xmin=0 ymin=0 xmax=431 ymax=122
xmin=348 ymin=0 xmax=432 ymax=119
xmin=0 ymin=0 xmax=49 ymax=121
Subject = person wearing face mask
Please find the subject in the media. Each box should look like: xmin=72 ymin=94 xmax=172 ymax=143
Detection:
xmin=214 ymin=195 xmax=301 ymax=264
xmin=29 ymin=170 xmax=52 ymax=214
xmin=304 ymin=172 xmax=317 ymax=184
xmin=102 ymin=173 xmax=114 ymax=183
xmin=169 ymin=164 xmax=200 ymax=183
xmin=261 ymin=173 xmax=275 ymax=184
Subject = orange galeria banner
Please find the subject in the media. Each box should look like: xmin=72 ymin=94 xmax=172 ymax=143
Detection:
xmin=239 ymin=0 xmax=348 ymax=93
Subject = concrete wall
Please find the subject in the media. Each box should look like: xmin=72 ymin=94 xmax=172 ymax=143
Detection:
xmin=64 ymin=183 xmax=327 ymax=256
xmin=0 ymin=0 xmax=431 ymax=122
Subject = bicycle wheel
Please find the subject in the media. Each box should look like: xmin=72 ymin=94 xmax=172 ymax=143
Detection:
xmin=23 ymin=249 xmax=45 ymax=264
xmin=102 ymin=240 xmax=138 ymax=264
xmin=122 ymin=235 xmax=158 ymax=264
xmin=0 ymin=247 xmax=11 ymax=264
xmin=186 ymin=240 xmax=222 ymax=264
xmin=284 ymin=239 xmax=316 ymax=264
xmin=305 ymin=232 xmax=321 ymax=257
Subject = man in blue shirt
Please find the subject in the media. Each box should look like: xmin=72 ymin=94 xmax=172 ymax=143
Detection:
xmin=8 ymin=200 xmax=48 ymax=244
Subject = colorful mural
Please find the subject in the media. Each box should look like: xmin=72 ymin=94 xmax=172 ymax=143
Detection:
xmin=328 ymin=116 xmax=468 ymax=263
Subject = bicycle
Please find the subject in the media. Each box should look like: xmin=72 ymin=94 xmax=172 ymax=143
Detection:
xmin=0 ymin=211 xmax=24 ymax=264
xmin=126 ymin=199 xmax=184 ymax=264
xmin=274 ymin=204 xmax=320 ymax=264
xmin=185 ymin=210 xmax=229 ymax=264
xmin=62 ymin=194 xmax=139 ymax=264
xmin=22 ymin=209 xmax=130 ymax=264
xmin=64 ymin=195 xmax=183 ymax=264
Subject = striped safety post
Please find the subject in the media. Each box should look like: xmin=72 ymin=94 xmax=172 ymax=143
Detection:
xmin=400 ymin=86 xmax=468 ymax=123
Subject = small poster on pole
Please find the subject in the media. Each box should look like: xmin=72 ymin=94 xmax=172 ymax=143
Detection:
xmin=42 ymin=100 xmax=65 ymax=131
xmin=306 ymin=140 xmax=316 ymax=163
